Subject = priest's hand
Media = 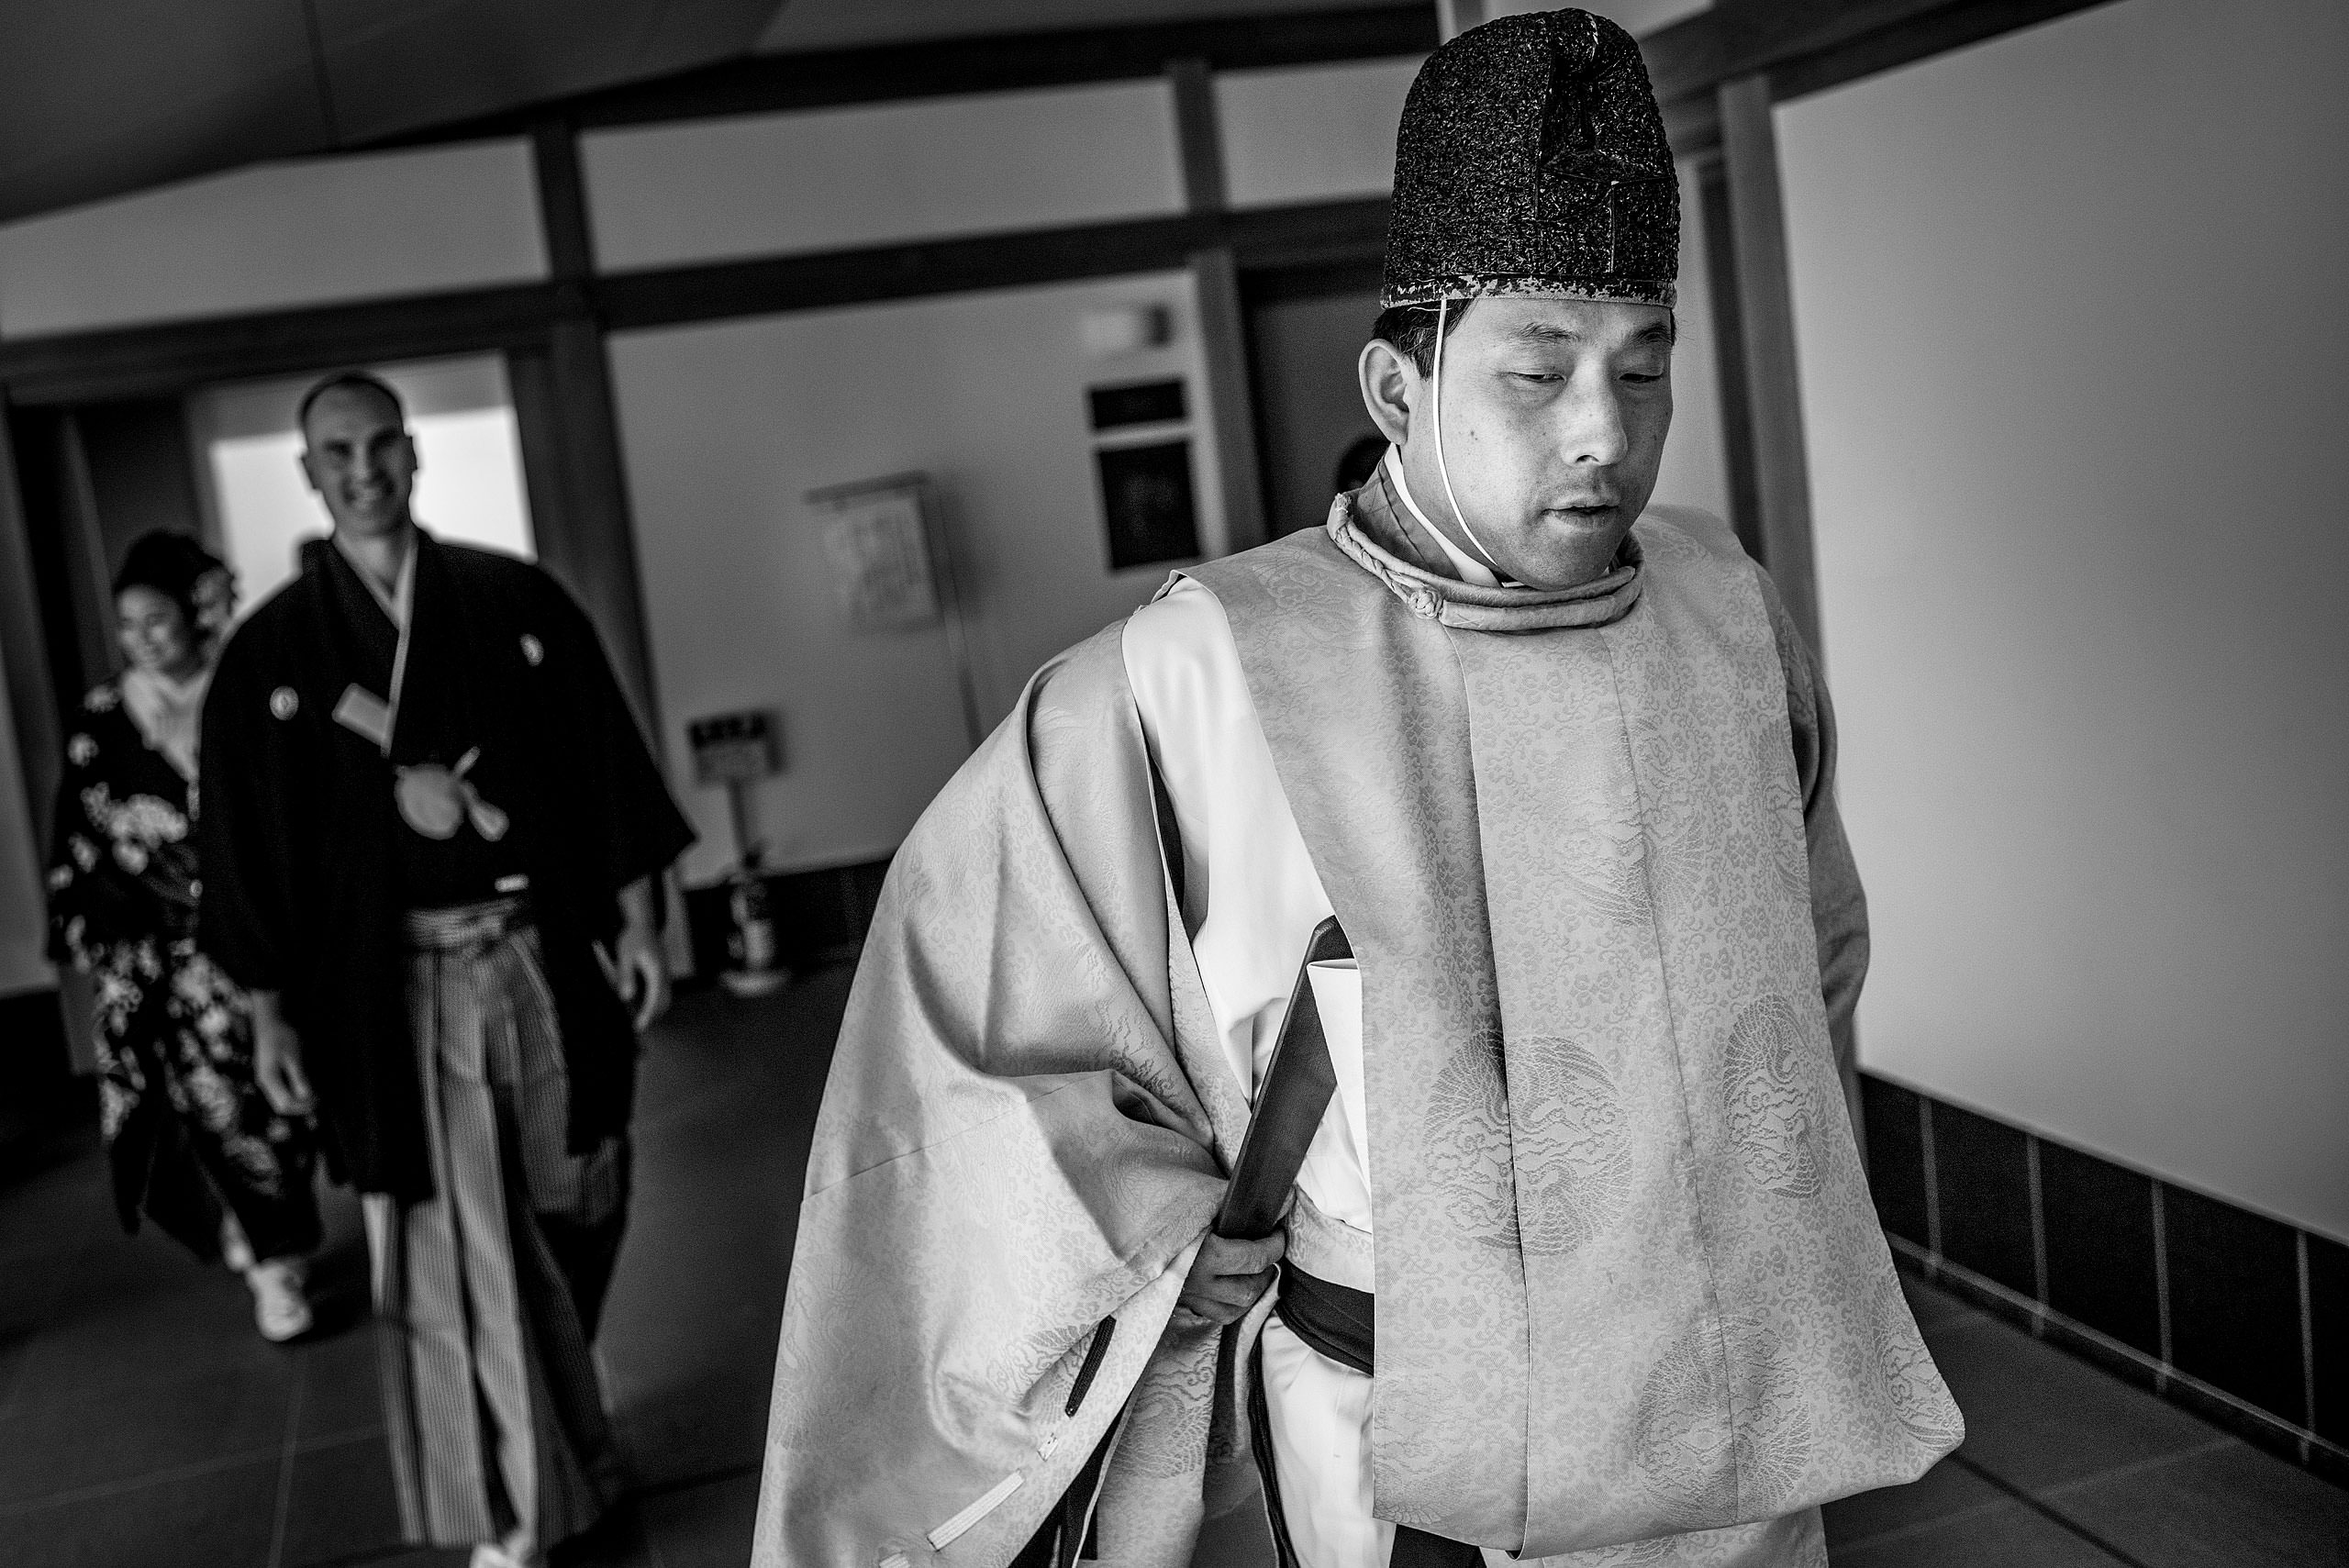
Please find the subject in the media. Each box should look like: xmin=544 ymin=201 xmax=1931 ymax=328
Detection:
xmin=613 ymin=877 xmax=671 ymax=1031
xmin=250 ymin=991 xmax=316 ymax=1119
xmin=1172 ymin=1229 xmax=1286 ymax=1329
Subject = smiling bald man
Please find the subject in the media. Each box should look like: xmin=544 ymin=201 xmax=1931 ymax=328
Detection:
xmin=198 ymin=372 xmax=693 ymax=1568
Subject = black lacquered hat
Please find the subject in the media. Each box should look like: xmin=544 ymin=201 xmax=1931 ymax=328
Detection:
xmin=1382 ymin=8 xmax=1677 ymax=310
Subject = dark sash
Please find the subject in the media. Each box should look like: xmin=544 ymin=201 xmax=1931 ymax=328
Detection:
xmin=1215 ymin=917 xmax=1352 ymax=1240
xmin=1210 ymin=917 xmax=1379 ymax=1374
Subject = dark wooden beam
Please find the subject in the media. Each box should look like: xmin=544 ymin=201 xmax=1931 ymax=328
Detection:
xmin=1694 ymin=154 xmax=1763 ymax=564
xmin=518 ymin=117 xmax=662 ymax=736
xmin=596 ymin=199 xmax=1390 ymax=334
xmin=1642 ymin=0 xmax=2119 ymax=107
xmin=1192 ymin=246 xmax=1269 ymax=555
xmin=1648 ymin=0 xmax=1965 ymax=103
xmin=379 ymin=6 xmax=1437 ymax=147
xmin=1168 ymin=58 xmax=1228 ymax=214
xmin=598 ymin=214 xmax=1204 ymax=331
xmin=507 ymin=325 xmax=662 ymax=737
xmin=1239 ymin=255 xmax=1385 ymax=306
xmin=0 ymin=284 xmax=563 ymax=407
xmin=50 ymin=415 xmax=116 ymax=695
xmin=0 ymin=198 xmax=1390 ymax=406
xmin=1169 ymin=51 xmax=1266 ymax=555
xmin=530 ymin=117 xmax=596 ymax=282
xmin=1220 ymin=197 xmax=1395 ymax=273
xmin=0 ymin=406 xmax=62 ymax=874
xmin=1766 ymin=0 xmax=2125 ymax=105
xmin=1717 ymin=73 xmax=1821 ymax=656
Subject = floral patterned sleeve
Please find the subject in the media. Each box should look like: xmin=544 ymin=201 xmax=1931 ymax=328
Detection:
xmin=45 ymin=689 xmax=160 ymax=969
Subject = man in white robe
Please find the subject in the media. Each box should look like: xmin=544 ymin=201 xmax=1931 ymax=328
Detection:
xmin=754 ymin=13 xmax=1960 ymax=1568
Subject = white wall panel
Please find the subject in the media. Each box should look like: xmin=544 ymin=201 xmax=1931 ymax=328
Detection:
xmin=1781 ymin=0 xmax=2349 ymax=1235
xmin=1219 ymin=58 xmax=1419 ymax=209
xmin=610 ymin=272 xmax=1227 ymax=883
xmin=0 ymin=143 xmax=545 ymax=339
xmin=584 ymin=83 xmax=1184 ymax=272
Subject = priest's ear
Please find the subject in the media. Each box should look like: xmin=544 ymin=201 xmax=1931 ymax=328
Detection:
xmin=1357 ymin=335 xmax=1421 ymax=450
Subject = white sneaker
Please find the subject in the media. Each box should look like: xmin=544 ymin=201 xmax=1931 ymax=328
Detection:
xmin=469 ymin=1535 xmax=541 ymax=1568
xmin=245 ymin=1258 xmax=313 ymax=1342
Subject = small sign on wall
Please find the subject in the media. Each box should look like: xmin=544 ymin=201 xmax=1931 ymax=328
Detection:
xmin=807 ymin=478 xmax=941 ymax=628
xmin=1096 ymin=439 xmax=1200 ymax=571
xmin=686 ymin=708 xmax=782 ymax=787
xmin=1087 ymin=378 xmax=1188 ymax=431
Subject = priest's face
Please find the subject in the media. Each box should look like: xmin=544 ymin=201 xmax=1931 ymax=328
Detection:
xmin=299 ymin=384 xmax=418 ymax=542
xmin=1362 ymin=296 xmax=1674 ymax=591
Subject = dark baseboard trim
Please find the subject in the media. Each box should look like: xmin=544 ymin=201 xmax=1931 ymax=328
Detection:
xmin=1864 ymin=1070 xmax=2347 ymax=1486
xmin=676 ymin=855 xmax=890 ymax=985
xmin=1891 ymin=1237 xmax=2348 ymax=1487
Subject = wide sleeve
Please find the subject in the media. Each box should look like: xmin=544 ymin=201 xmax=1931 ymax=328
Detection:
xmin=535 ymin=570 xmax=694 ymax=904
xmin=195 ymin=628 xmax=294 ymax=994
xmin=45 ymin=696 xmax=149 ymax=967
xmin=1759 ymin=575 xmax=1870 ymax=1081
xmin=754 ymin=628 xmax=1231 ymax=1568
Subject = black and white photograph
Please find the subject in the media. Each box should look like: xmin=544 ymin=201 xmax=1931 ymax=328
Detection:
xmin=0 ymin=3 xmax=2341 ymax=1566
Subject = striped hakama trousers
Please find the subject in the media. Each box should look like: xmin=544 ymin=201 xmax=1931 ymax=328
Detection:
xmin=364 ymin=896 xmax=629 ymax=1560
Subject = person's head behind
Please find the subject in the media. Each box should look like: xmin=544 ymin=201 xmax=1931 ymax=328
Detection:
xmin=1358 ymin=8 xmax=1680 ymax=592
xmin=113 ymin=531 xmax=228 ymax=682
xmin=296 ymin=372 xmax=417 ymax=542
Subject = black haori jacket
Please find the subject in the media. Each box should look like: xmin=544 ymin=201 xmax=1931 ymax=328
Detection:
xmin=197 ymin=532 xmax=693 ymax=1201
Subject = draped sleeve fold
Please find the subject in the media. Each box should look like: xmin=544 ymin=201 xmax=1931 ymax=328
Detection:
xmin=755 ymin=625 xmax=1247 ymax=1568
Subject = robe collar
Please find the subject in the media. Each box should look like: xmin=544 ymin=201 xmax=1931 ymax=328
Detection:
xmin=1383 ymin=446 xmax=1505 ymax=587
xmin=332 ymin=525 xmax=417 ymax=634
xmin=1330 ymin=461 xmax=1643 ymax=632
xmin=118 ymin=663 xmax=211 ymax=781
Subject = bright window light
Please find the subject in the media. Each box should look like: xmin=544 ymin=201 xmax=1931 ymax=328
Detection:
xmin=205 ymin=400 xmax=533 ymax=615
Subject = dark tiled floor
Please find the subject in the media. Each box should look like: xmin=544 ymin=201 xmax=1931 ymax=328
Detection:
xmin=3 ymin=962 xmax=2343 ymax=1566
xmin=1819 ymin=1282 xmax=2349 ymax=1564
xmin=0 ymin=967 xmax=851 ymax=1568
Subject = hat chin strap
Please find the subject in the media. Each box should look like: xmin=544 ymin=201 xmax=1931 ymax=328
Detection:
xmin=1429 ymin=295 xmax=1507 ymax=576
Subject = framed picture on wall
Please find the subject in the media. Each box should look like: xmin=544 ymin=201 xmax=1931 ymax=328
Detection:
xmin=1095 ymin=439 xmax=1199 ymax=571
xmin=807 ymin=477 xmax=941 ymax=629
xmin=804 ymin=471 xmax=985 ymax=751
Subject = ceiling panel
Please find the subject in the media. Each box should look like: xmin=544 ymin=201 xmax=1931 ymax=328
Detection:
xmin=0 ymin=0 xmax=779 ymax=226
xmin=0 ymin=0 xmax=328 ymax=225
xmin=0 ymin=0 xmax=1438 ymax=228
xmin=316 ymin=0 xmax=781 ymax=143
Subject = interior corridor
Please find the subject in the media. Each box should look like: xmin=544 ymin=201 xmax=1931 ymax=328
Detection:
xmin=2 ymin=965 xmax=2342 ymax=1568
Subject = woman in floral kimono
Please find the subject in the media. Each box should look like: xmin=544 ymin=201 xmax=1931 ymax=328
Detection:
xmin=46 ymin=530 xmax=320 ymax=1340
